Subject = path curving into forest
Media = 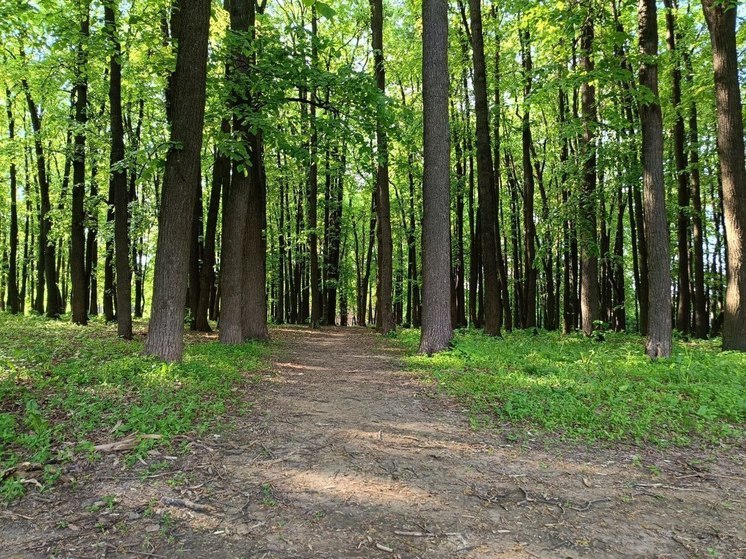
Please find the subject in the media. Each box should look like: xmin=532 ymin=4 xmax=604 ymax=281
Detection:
xmin=2 ymin=326 xmax=744 ymax=558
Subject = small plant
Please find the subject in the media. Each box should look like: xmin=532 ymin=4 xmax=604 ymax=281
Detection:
xmin=160 ymin=511 xmax=174 ymax=532
xmin=261 ymin=483 xmax=277 ymax=507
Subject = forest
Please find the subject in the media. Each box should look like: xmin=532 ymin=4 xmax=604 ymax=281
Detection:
xmin=0 ymin=0 xmax=745 ymax=360
xmin=1 ymin=0 xmax=746 ymax=555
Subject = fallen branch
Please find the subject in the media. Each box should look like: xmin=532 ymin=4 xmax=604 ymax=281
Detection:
xmin=633 ymin=483 xmax=707 ymax=493
xmin=161 ymin=496 xmax=215 ymax=514
xmin=570 ymin=497 xmax=612 ymax=512
xmin=394 ymin=530 xmax=435 ymax=537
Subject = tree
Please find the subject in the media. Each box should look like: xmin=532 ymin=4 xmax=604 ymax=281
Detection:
xmin=371 ymin=0 xmax=395 ymax=335
xmin=70 ymin=2 xmax=89 ymax=325
xmin=23 ymin=79 xmax=60 ymax=318
xmin=638 ymin=0 xmax=672 ymax=358
xmin=5 ymin=89 xmax=19 ymax=314
xmin=467 ymin=0 xmax=502 ymax=336
xmin=219 ymin=0 xmax=252 ymax=345
xmin=308 ymin=7 xmax=321 ymax=329
xmin=701 ymin=0 xmax=746 ymax=352
xmin=663 ymin=0 xmax=691 ymax=334
xmin=419 ymin=0 xmax=452 ymax=355
xmin=144 ymin=0 xmax=211 ymax=361
xmin=104 ymin=0 xmax=132 ymax=339
xmin=579 ymin=4 xmax=600 ymax=337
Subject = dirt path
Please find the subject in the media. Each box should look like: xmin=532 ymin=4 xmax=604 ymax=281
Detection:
xmin=2 ymin=326 xmax=745 ymax=558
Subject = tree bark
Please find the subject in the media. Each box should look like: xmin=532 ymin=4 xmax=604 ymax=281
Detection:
xmin=664 ymin=0 xmax=691 ymax=334
xmin=23 ymin=81 xmax=59 ymax=317
xmin=241 ymin=129 xmax=269 ymax=340
xmin=144 ymin=0 xmax=210 ymax=361
xmin=370 ymin=0 xmax=395 ymax=335
xmin=419 ymin=0 xmax=453 ymax=354
xmin=196 ymin=134 xmax=227 ymax=332
xmin=5 ymin=89 xmax=20 ymax=314
xmin=188 ymin=187 xmax=203 ymax=329
xmin=638 ymin=0 xmax=672 ymax=358
xmin=468 ymin=0 xmax=502 ymax=336
xmin=684 ymin=50 xmax=708 ymax=338
xmin=579 ymin=6 xmax=600 ymax=336
xmin=71 ymin=3 xmax=90 ymax=325
xmin=520 ymin=30 xmax=537 ymax=329
xmin=219 ymin=0 xmax=252 ymax=344
xmin=103 ymin=178 xmax=116 ymax=322
xmin=240 ymin=0 xmax=269 ymax=341
xmin=105 ymin=1 xmax=132 ymax=339
xmin=701 ymin=0 xmax=746 ymax=351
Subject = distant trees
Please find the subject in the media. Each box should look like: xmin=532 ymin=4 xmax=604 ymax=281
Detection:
xmin=1 ymin=0 xmax=745 ymax=358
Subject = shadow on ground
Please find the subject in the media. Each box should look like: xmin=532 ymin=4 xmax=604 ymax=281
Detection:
xmin=2 ymin=326 xmax=744 ymax=558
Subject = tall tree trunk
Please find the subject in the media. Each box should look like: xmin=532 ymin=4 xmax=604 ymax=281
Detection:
xmin=664 ymin=0 xmax=691 ymax=334
xmin=420 ymin=0 xmax=453 ymax=354
xmin=638 ymin=0 xmax=672 ymax=358
xmin=701 ymin=0 xmax=746 ymax=351
xmin=188 ymin=188 xmax=203 ymax=329
xmin=468 ymin=0 xmax=502 ymax=336
xmin=684 ymin=51 xmax=708 ymax=338
xmin=21 ymin=195 xmax=30 ymax=313
xmin=520 ymin=30 xmax=537 ymax=329
xmin=276 ymin=151 xmax=286 ymax=324
xmin=579 ymin=6 xmax=600 ymax=336
xmin=408 ymin=156 xmax=421 ymax=328
xmin=105 ymin=1 xmax=132 ymax=339
xmin=71 ymin=3 xmax=89 ymax=325
xmin=5 ymin=89 xmax=20 ymax=314
xmin=491 ymin=16 xmax=512 ymax=331
xmin=196 ymin=135 xmax=227 ymax=332
xmin=359 ymin=190 xmax=376 ymax=327
xmin=308 ymin=10 xmax=322 ymax=329
xmin=240 ymin=0 xmax=268 ymax=341
xmin=103 ymin=178 xmax=116 ymax=321
xmin=242 ymin=129 xmax=269 ymax=340
xmin=371 ymin=0 xmax=395 ymax=334
xmin=23 ymin=81 xmax=59 ymax=317
xmin=86 ymin=157 xmax=99 ymax=316
xmin=130 ymin=98 xmax=145 ymax=319
xmin=325 ymin=144 xmax=345 ymax=326
xmin=612 ymin=186 xmax=626 ymax=330
xmin=219 ymin=0 xmax=252 ymax=344
xmin=144 ymin=0 xmax=210 ymax=361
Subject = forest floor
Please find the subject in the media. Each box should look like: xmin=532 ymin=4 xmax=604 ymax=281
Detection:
xmin=1 ymin=325 xmax=745 ymax=559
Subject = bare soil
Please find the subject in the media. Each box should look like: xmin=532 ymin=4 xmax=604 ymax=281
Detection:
xmin=2 ymin=326 xmax=745 ymax=559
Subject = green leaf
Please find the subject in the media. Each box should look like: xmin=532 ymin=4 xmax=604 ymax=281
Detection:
xmin=315 ymin=1 xmax=336 ymax=19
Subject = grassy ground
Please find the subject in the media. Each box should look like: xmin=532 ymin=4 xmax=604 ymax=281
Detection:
xmin=0 ymin=314 xmax=267 ymax=500
xmin=396 ymin=328 xmax=746 ymax=446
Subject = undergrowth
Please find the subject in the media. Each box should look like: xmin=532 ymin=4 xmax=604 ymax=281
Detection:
xmin=396 ymin=328 xmax=746 ymax=446
xmin=0 ymin=314 xmax=267 ymax=500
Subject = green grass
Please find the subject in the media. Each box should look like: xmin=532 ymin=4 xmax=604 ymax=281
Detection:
xmin=396 ymin=328 xmax=746 ymax=446
xmin=0 ymin=314 xmax=267 ymax=499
